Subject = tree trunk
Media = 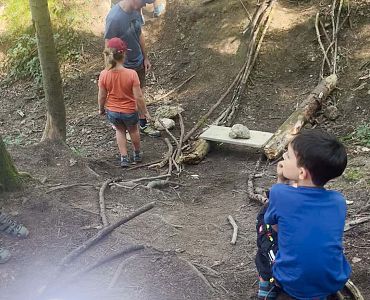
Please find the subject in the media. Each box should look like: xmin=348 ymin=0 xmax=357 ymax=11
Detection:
xmin=264 ymin=74 xmax=337 ymax=160
xmin=29 ymin=0 xmax=66 ymax=141
xmin=0 ymin=136 xmax=21 ymax=192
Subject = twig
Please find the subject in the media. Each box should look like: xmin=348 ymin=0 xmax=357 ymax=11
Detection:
xmin=227 ymin=215 xmax=238 ymax=245
xmin=247 ymin=157 xmax=268 ymax=205
xmin=164 ymin=138 xmax=174 ymax=175
xmin=108 ymin=255 xmax=138 ymax=289
xmin=238 ymin=0 xmax=252 ymax=21
xmin=85 ymin=164 xmax=100 ymax=178
xmin=59 ymin=202 xmax=155 ymax=269
xmin=333 ymin=0 xmax=344 ymax=74
xmin=344 ymin=216 xmax=370 ymax=231
xmin=315 ymin=13 xmax=332 ymax=76
xmin=157 ymin=119 xmax=179 ymax=148
xmin=192 ymin=263 xmax=220 ymax=277
xmin=46 ymin=183 xmax=94 ymax=193
xmin=122 ymin=174 xmax=171 ymax=184
xmin=99 ymin=179 xmax=111 ymax=227
xmin=176 ymin=113 xmax=185 ymax=161
xmin=149 ymin=138 xmax=173 ymax=169
xmin=111 ymin=182 xmax=139 ymax=190
xmin=179 ymin=257 xmax=214 ymax=291
xmin=127 ymin=159 xmax=162 ymax=170
xmin=183 ymin=61 xmax=247 ymax=142
xmin=155 ymin=74 xmax=195 ymax=101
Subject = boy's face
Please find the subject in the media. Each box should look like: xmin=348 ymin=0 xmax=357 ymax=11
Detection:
xmin=281 ymin=143 xmax=301 ymax=181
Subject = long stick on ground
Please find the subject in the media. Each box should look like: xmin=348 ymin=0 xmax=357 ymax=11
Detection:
xmin=179 ymin=257 xmax=214 ymax=291
xmin=155 ymin=74 xmax=196 ymax=101
xmin=344 ymin=216 xmax=370 ymax=232
xmin=59 ymin=202 xmax=155 ymax=269
xmin=227 ymin=215 xmax=238 ymax=245
xmin=99 ymin=179 xmax=112 ymax=227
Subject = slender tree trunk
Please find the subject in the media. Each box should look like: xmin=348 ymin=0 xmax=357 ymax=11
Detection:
xmin=0 ymin=136 xmax=21 ymax=192
xmin=29 ymin=0 xmax=66 ymax=141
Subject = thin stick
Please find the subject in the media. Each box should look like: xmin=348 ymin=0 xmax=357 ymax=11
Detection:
xmin=148 ymin=138 xmax=173 ymax=169
xmin=108 ymin=255 xmax=137 ymax=289
xmin=247 ymin=157 xmax=268 ymax=205
xmin=192 ymin=263 xmax=220 ymax=277
xmin=155 ymin=74 xmax=195 ymax=101
xmin=183 ymin=61 xmax=247 ymax=142
xmin=157 ymin=119 xmax=179 ymax=148
xmin=99 ymin=179 xmax=111 ymax=227
xmin=344 ymin=216 xmax=370 ymax=231
xmin=165 ymin=138 xmax=174 ymax=175
xmin=46 ymin=183 xmax=94 ymax=193
xmin=127 ymin=159 xmax=162 ymax=170
xmin=176 ymin=113 xmax=185 ymax=161
xmin=333 ymin=0 xmax=344 ymax=74
xmin=227 ymin=215 xmax=238 ymax=245
xmin=315 ymin=13 xmax=332 ymax=74
xmin=179 ymin=257 xmax=214 ymax=291
xmin=238 ymin=0 xmax=252 ymax=21
xmin=59 ymin=202 xmax=155 ymax=269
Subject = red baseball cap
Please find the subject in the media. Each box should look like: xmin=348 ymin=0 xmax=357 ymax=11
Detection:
xmin=107 ymin=37 xmax=128 ymax=53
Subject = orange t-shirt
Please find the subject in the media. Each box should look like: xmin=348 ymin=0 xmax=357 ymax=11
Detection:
xmin=98 ymin=68 xmax=140 ymax=113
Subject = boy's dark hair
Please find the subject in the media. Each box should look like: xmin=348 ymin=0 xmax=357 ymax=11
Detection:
xmin=291 ymin=129 xmax=347 ymax=186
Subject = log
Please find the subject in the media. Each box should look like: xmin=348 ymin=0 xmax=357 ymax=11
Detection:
xmin=179 ymin=139 xmax=210 ymax=165
xmin=264 ymin=74 xmax=337 ymax=160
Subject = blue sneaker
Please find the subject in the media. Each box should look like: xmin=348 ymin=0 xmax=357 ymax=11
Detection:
xmin=133 ymin=151 xmax=143 ymax=163
xmin=120 ymin=155 xmax=130 ymax=168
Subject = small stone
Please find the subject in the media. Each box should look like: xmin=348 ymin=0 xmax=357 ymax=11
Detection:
xmin=229 ymin=124 xmax=250 ymax=139
xmin=324 ymin=106 xmax=340 ymax=121
xmin=352 ymin=257 xmax=362 ymax=263
xmin=154 ymin=118 xmax=175 ymax=130
xmin=180 ymin=33 xmax=185 ymax=40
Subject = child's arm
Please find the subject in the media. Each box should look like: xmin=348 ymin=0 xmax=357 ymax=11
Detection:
xmin=98 ymin=86 xmax=107 ymax=115
xmin=133 ymin=85 xmax=151 ymax=121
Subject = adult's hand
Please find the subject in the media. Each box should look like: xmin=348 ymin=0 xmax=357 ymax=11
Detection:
xmin=143 ymin=57 xmax=151 ymax=72
xmin=99 ymin=108 xmax=106 ymax=116
xmin=277 ymin=161 xmax=289 ymax=184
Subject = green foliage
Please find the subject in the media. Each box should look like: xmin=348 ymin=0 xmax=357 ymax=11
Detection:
xmin=0 ymin=0 xmax=85 ymax=82
xmin=343 ymin=168 xmax=364 ymax=182
xmin=342 ymin=123 xmax=370 ymax=147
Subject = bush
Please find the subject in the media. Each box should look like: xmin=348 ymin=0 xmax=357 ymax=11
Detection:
xmin=0 ymin=0 xmax=85 ymax=82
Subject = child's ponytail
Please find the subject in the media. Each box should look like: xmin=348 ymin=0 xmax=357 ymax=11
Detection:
xmin=103 ymin=48 xmax=124 ymax=70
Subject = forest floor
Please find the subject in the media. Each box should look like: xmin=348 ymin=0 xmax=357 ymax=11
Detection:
xmin=0 ymin=0 xmax=369 ymax=299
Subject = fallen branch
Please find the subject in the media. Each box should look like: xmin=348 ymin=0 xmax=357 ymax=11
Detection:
xmin=59 ymin=202 xmax=155 ymax=269
xmin=192 ymin=263 xmax=220 ymax=277
xmin=227 ymin=215 xmax=238 ymax=245
xmin=344 ymin=216 xmax=370 ymax=232
xmin=155 ymin=74 xmax=195 ymax=101
xmin=148 ymin=138 xmax=173 ymax=169
xmin=99 ymin=179 xmax=112 ymax=227
xmin=127 ymin=159 xmax=162 ymax=170
xmin=264 ymin=74 xmax=337 ymax=160
xmin=176 ymin=113 xmax=185 ymax=161
xmin=238 ymin=0 xmax=252 ymax=21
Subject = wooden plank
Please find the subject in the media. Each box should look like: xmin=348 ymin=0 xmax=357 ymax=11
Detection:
xmin=200 ymin=125 xmax=273 ymax=148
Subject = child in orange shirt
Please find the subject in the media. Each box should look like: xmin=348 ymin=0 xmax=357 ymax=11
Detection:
xmin=98 ymin=37 xmax=151 ymax=167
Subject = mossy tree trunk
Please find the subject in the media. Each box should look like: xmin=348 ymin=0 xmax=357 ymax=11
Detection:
xmin=0 ymin=136 xmax=21 ymax=192
xmin=29 ymin=0 xmax=66 ymax=141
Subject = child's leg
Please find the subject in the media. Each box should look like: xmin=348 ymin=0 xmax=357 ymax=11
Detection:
xmin=127 ymin=124 xmax=140 ymax=152
xmin=255 ymin=204 xmax=279 ymax=299
xmin=115 ymin=124 xmax=128 ymax=156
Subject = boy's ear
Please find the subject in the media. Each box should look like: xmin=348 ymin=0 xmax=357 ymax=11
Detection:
xmin=298 ymin=167 xmax=310 ymax=180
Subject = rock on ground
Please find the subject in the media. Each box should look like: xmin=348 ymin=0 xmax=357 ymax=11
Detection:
xmin=229 ymin=124 xmax=250 ymax=139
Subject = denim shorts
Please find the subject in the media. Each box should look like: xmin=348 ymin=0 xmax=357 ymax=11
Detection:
xmin=106 ymin=110 xmax=139 ymax=128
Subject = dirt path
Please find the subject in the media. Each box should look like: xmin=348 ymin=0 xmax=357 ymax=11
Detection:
xmin=0 ymin=0 xmax=369 ymax=299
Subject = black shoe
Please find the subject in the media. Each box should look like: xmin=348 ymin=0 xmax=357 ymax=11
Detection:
xmin=120 ymin=155 xmax=130 ymax=168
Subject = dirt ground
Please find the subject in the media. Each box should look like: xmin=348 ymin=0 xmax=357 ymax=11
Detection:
xmin=0 ymin=0 xmax=369 ymax=299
